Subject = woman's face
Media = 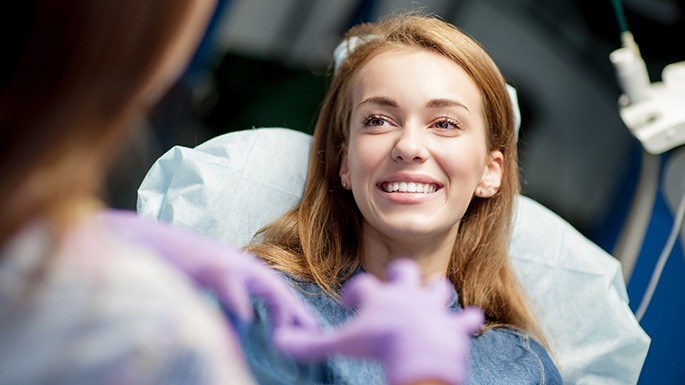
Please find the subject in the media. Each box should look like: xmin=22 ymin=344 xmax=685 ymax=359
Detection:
xmin=340 ymin=47 xmax=503 ymax=243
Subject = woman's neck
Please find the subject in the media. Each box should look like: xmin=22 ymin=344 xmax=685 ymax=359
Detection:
xmin=360 ymin=224 xmax=456 ymax=282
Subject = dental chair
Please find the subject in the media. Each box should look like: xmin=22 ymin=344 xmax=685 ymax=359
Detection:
xmin=137 ymin=126 xmax=650 ymax=385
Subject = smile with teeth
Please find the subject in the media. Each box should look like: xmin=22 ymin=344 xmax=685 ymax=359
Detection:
xmin=381 ymin=182 xmax=438 ymax=193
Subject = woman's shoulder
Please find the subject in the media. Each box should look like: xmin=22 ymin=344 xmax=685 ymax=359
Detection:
xmin=469 ymin=327 xmax=563 ymax=385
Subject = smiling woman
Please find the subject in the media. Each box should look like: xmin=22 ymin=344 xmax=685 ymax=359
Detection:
xmin=340 ymin=47 xmax=503 ymax=279
xmin=243 ymin=12 xmax=562 ymax=385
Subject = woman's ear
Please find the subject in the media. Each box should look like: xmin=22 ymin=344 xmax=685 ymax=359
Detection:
xmin=476 ymin=150 xmax=503 ymax=198
xmin=339 ymin=154 xmax=351 ymax=190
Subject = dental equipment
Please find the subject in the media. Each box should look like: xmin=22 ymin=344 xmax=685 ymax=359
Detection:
xmin=609 ymin=0 xmax=685 ymax=321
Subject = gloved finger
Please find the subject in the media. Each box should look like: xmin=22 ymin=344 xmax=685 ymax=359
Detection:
xmin=266 ymin=294 xmax=320 ymax=331
xmin=455 ymin=306 xmax=485 ymax=334
xmin=216 ymin=277 xmax=254 ymax=322
xmin=244 ymin=273 xmax=319 ymax=330
xmin=426 ymin=276 xmax=455 ymax=307
xmin=339 ymin=274 xmax=381 ymax=309
xmin=274 ymin=321 xmax=376 ymax=361
xmin=386 ymin=258 xmax=421 ymax=286
xmin=275 ymin=300 xmax=320 ymax=330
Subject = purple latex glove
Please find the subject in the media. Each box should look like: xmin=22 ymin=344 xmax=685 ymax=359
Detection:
xmin=99 ymin=209 xmax=318 ymax=331
xmin=275 ymin=259 xmax=484 ymax=385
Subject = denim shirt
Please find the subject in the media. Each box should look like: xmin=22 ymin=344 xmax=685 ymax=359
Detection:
xmin=233 ymin=270 xmax=562 ymax=385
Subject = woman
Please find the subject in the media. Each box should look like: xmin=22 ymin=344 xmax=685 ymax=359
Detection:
xmin=245 ymin=13 xmax=562 ymax=384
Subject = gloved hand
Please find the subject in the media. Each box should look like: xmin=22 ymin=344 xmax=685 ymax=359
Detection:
xmin=99 ymin=209 xmax=318 ymax=331
xmin=274 ymin=259 xmax=484 ymax=385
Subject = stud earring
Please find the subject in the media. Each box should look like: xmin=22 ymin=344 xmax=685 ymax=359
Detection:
xmin=342 ymin=181 xmax=348 ymax=189
xmin=479 ymin=188 xmax=485 ymax=196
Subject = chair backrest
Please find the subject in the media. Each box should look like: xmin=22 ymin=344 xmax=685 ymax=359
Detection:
xmin=137 ymin=127 xmax=650 ymax=385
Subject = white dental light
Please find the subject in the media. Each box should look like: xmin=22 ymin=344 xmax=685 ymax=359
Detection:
xmin=614 ymin=61 xmax=685 ymax=154
xmin=610 ymin=30 xmax=685 ymax=155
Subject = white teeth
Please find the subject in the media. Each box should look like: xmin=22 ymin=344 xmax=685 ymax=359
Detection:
xmin=382 ymin=182 xmax=438 ymax=193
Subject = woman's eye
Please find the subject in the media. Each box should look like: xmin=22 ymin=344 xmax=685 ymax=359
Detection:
xmin=432 ymin=118 xmax=462 ymax=131
xmin=363 ymin=115 xmax=388 ymax=127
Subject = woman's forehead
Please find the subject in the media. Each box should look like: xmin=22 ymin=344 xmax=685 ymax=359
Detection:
xmin=349 ymin=47 xmax=482 ymax=114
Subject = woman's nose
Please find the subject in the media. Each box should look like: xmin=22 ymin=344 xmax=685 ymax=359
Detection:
xmin=391 ymin=127 xmax=429 ymax=163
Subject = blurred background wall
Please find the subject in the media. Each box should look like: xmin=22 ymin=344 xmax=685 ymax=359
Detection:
xmin=105 ymin=1 xmax=685 ymax=383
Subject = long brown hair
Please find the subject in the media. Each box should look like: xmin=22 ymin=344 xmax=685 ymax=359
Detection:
xmin=247 ymin=13 xmax=544 ymax=343
xmin=0 ymin=1 xmax=213 ymax=245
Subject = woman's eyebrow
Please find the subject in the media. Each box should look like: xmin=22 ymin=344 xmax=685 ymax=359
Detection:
xmin=426 ymin=98 xmax=470 ymax=113
xmin=357 ymin=96 xmax=470 ymax=114
xmin=357 ymin=96 xmax=397 ymax=109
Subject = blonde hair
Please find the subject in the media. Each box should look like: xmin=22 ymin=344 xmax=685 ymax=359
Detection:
xmin=247 ymin=13 xmax=545 ymax=344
